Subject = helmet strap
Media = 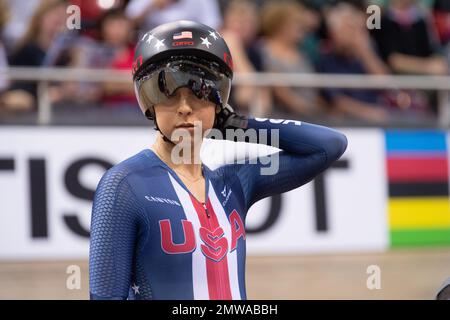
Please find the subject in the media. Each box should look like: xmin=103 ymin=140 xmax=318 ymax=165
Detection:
xmin=213 ymin=104 xmax=221 ymax=128
xmin=151 ymin=106 xmax=177 ymax=146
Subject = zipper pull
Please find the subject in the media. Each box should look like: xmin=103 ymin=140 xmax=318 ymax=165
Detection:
xmin=202 ymin=202 xmax=210 ymax=218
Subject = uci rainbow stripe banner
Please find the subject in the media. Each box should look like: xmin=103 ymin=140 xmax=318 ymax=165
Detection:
xmin=386 ymin=131 xmax=450 ymax=247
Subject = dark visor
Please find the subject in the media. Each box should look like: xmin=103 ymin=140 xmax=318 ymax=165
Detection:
xmin=135 ymin=59 xmax=231 ymax=114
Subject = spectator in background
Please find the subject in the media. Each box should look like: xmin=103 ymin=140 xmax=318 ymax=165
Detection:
xmin=1 ymin=0 xmax=40 ymax=51
xmin=0 ymin=0 xmax=9 ymax=94
xmin=3 ymin=0 xmax=70 ymax=111
xmin=371 ymin=0 xmax=448 ymax=115
xmin=296 ymin=0 xmax=323 ymax=65
xmin=260 ymin=0 xmax=320 ymax=119
xmin=70 ymin=0 xmax=120 ymax=30
xmin=369 ymin=0 xmax=434 ymax=9
xmin=70 ymin=9 xmax=137 ymax=109
xmin=433 ymin=0 xmax=450 ymax=42
xmin=125 ymin=0 xmax=222 ymax=32
xmin=433 ymin=0 xmax=450 ymax=60
xmin=220 ymin=0 xmax=271 ymax=116
xmin=297 ymin=0 xmax=369 ymax=64
xmin=316 ymin=2 xmax=391 ymax=123
xmin=97 ymin=9 xmax=137 ymax=109
xmin=371 ymin=0 xmax=448 ymax=76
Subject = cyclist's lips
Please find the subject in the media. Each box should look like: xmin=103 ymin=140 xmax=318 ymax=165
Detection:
xmin=175 ymin=123 xmax=195 ymax=128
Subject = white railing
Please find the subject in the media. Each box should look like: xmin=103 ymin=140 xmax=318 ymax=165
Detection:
xmin=1 ymin=67 xmax=449 ymax=126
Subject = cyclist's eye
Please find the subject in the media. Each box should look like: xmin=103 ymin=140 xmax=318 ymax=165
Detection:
xmin=167 ymin=89 xmax=182 ymax=100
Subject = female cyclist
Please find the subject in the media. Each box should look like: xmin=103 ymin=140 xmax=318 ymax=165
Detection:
xmin=89 ymin=20 xmax=348 ymax=300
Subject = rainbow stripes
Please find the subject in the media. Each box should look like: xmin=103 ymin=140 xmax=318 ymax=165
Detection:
xmin=386 ymin=131 xmax=450 ymax=247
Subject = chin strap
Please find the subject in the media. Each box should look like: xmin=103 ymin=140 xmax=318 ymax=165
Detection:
xmin=148 ymin=106 xmax=176 ymax=146
xmin=155 ymin=120 xmax=176 ymax=145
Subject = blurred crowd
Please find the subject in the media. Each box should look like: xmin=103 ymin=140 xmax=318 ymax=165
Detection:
xmin=1 ymin=0 xmax=450 ymax=125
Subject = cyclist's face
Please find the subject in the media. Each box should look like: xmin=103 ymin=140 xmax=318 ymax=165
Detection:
xmin=153 ymin=87 xmax=218 ymax=142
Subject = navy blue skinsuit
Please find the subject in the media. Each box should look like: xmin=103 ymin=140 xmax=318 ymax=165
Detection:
xmin=89 ymin=117 xmax=348 ymax=299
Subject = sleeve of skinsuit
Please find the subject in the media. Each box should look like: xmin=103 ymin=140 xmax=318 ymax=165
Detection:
xmin=89 ymin=168 xmax=142 ymax=300
xmin=219 ymin=117 xmax=348 ymax=211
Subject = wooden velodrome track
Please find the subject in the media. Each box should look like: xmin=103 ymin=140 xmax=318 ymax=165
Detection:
xmin=0 ymin=248 xmax=449 ymax=299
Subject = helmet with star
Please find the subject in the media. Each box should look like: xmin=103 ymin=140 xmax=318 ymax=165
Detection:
xmin=132 ymin=20 xmax=234 ymax=121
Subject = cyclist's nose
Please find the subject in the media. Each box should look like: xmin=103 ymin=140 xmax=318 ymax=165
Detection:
xmin=176 ymin=88 xmax=193 ymax=116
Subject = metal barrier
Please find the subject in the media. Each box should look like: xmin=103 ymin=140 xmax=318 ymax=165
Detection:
xmin=1 ymin=67 xmax=449 ymax=127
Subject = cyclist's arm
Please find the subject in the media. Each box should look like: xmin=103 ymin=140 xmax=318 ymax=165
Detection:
xmin=221 ymin=117 xmax=348 ymax=210
xmin=89 ymin=170 xmax=140 ymax=300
